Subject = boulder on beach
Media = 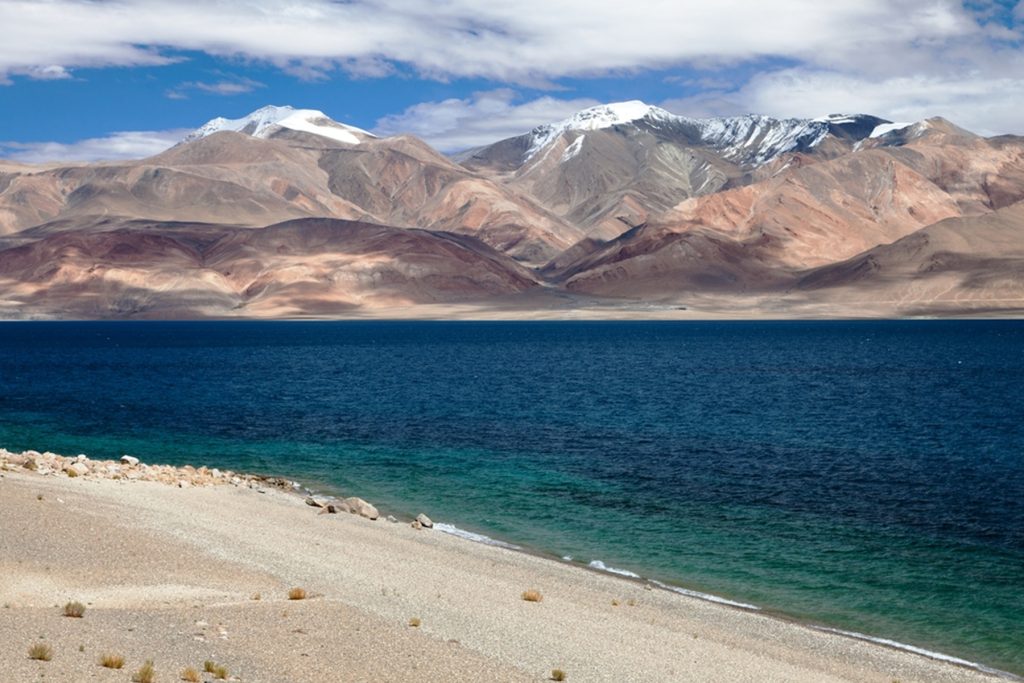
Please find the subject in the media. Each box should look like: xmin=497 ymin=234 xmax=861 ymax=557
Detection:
xmin=416 ymin=513 xmax=434 ymax=529
xmin=121 ymin=455 xmax=140 ymax=466
xmin=344 ymin=497 xmax=379 ymax=520
xmin=68 ymin=462 xmax=89 ymax=477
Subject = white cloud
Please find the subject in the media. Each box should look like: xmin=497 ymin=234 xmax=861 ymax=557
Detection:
xmin=24 ymin=65 xmax=72 ymax=80
xmin=373 ymin=90 xmax=601 ymax=152
xmin=661 ymin=68 xmax=1024 ymax=136
xmin=0 ymin=1 xmax=985 ymax=83
xmin=1 ymin=130 xmax=189 ymax=163
xmin=166 ymin=77 xmax=264 ymax=99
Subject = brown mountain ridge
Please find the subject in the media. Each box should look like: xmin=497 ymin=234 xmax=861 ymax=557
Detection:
xmin=1 ymin=103 xmax=1022 ymax=318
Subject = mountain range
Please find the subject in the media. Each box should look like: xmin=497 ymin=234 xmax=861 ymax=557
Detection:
xmin=1 ymin=102 xmax=1022 ymax=318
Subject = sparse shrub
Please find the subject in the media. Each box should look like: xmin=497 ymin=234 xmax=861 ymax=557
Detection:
xmin=63 ymin=601 xmax=86 ymax=618
xmin=551 ymin=669 xmax=566 ymax=681
xmin=408 ymin=617 xmax=421 ymax=628
xmin=250 ymin=592 xmax=261 ymax=600
xmin=521 ymin=589 xmax=543 ymax=603
xmin=67 ymin=468 xmax=79 ymax=478
xmin=100 ymin=653 xmax=125 ymax=669
xmin=611 ymin=599 xmax=620 ymax=606
xmin=287 ymin=587 xmax=307 ymax=600
xmin=204 ymin=660 xmax=217 ymax=673
xmin=28 ymin=642 xmax=52 ymax=661
xmin=132 ymin=659 xmax=156 ymax=683
xmin=213 ymin=664 xmax=229 ymax=680
xmin=181 ymin=668 xmax=200 ymax=682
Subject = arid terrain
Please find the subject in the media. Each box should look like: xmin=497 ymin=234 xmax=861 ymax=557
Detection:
xmin=2 ymin=104 xmax=1022 ymax=319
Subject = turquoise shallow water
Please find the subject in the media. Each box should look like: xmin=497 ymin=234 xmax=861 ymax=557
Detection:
xmin=1 ymin=320 xmax=1022 ymax=674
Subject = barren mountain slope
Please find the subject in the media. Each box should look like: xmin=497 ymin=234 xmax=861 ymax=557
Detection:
xmin=0 ymin=127 xmax=581 ymax=265
xmin=0 ymin=133 xmax=366 ymax=235
xmin=544 ymin=143 xmax=1010 ymax=299
xmin=459 ymin=103 xmax=890 ymax=241
xmin=795 ymin=200 xmax=1024 ymax=315
xmin=0 ymin=218 xmax=540 ymax=318
xmin=658 ymin=149 xmax=966 ymax=269
xmin=316 ymin=135 xmax=583 ymax=263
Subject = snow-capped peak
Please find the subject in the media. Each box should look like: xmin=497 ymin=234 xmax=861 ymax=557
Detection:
xmin=183 ymin=105 xmax=374 ymax=145
xmin=525 ymin=101 xmax=673 ymax=160
xmin=522 ymin=102 xmax=890 ymax=168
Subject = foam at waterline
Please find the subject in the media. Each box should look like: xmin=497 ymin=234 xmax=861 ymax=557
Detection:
xmin=587 ymin=560 xmax=641 ymax=578
xmin=433 ymin=523 xmax=522 ymax=550
xmin=649 ymin=580 xmax=760 ymax=611
xmin=810 ymin=626 xmax=1020 ymax=680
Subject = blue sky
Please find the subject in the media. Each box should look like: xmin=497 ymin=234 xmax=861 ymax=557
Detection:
xmin=1 ymin=0 xmax=1022 ymax=161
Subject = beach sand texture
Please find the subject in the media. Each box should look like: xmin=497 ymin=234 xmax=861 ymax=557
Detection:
xmin=0 ymin=461 xmax=1008 ymax=683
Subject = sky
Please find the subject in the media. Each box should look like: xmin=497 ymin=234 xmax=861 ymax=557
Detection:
xmin=0 ymin=0 xmax=1022 ymax=162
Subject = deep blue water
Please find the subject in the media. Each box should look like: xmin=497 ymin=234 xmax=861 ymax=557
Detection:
xmin=1 ymin=321 xmax=1022 ymax=674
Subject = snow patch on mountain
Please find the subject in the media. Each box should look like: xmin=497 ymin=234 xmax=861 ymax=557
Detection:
xmin=183 ymin=105 xmax=373 ymax=145
xmin=870 ymin=121 xmax=914 ymax=138
xmin=561 ymin=135 xmax=585 ymax=162
xmin=694 ymin=115 xmax=830 ymax=166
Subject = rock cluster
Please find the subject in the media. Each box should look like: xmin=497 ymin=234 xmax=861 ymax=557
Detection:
xmin=1 ymin=448 xmax=295 ymax=493
xmin=1 ymin=447 xmax=430 ymax=528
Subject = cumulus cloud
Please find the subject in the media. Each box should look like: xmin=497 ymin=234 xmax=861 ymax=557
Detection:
xmin=1 ymin=130 xmax=188 ymax=163
xmin=373 ymin=90 xmax=601 ymax=152
xmin=662 ymin=68 xmax=1024 ymax=135
xmin=0 ymin=0 xmax=985 ymax=83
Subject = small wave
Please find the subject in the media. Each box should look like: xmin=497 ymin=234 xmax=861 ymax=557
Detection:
xmin=587 ymin=560 xmax=641 ymax=578
xmin=649 ymin=580 xmax=760 ymax=611
xmin=433 ymin=523 xmax=521 ymax=550
xmin=811 ymin=626 xmax=1018 ymax=679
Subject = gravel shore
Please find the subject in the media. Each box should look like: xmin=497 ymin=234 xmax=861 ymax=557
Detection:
xmin=0 ymin=451 xmax=1010 ymax=682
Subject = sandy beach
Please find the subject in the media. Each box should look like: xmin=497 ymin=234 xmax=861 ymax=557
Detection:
xmin=0 ymin=454 xmax=1012 ymax=683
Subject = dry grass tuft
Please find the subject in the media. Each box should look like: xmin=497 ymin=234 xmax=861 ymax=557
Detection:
xmin=28 ymin=642 xmax=52 ymax=661
xmin=408 ymin=617 xmax=421 ymax=628
xmin=212 ymin=664 xmax=229 ymax=680
xmin=67 ymin=468 xmax=79 ymax=478
xmin=63 ymin=601 xmax=86 ymax=618
xmin=287 ymin=587 xmax=307 ymax=600
xmin=132 ymin=659 xmax=156 ymax=683
xmin=611 ymin=599 xmax=620 ymax=606
xmin=181 ymin=667 xmax=200 ymax=682
xmin=551 ymin=669 xmax=567 ymax=681
xmin=521 ymin=589 xmax=543 ymax=603
xmin=100 ymin=653 xmax=125 ymax=669
xmin=204 ymin=660 xmax=217 ymax=673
